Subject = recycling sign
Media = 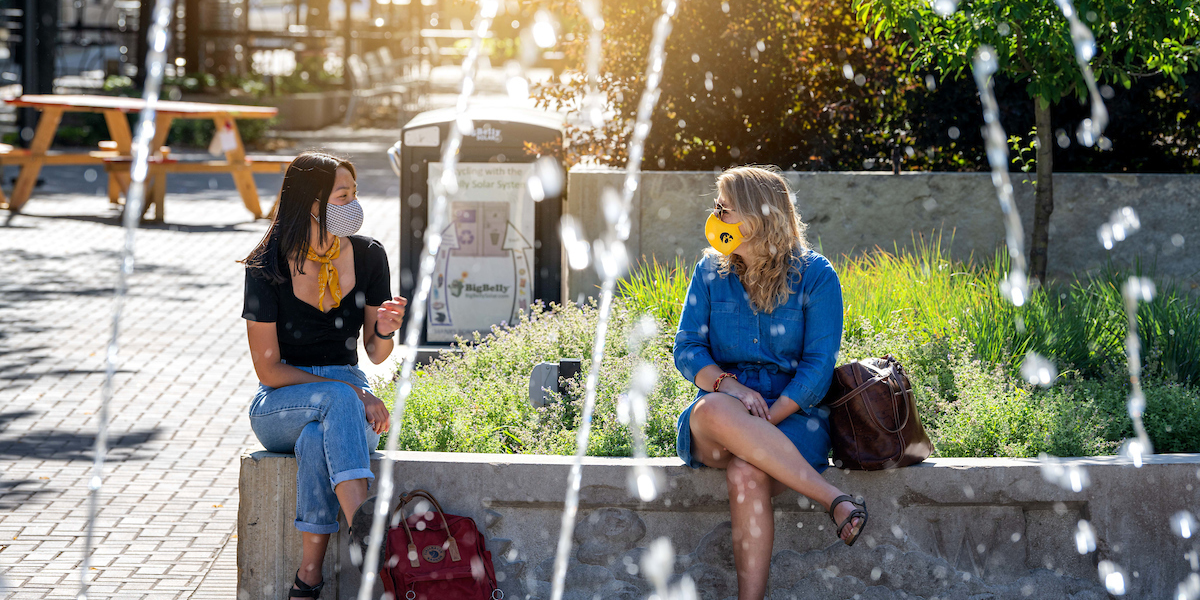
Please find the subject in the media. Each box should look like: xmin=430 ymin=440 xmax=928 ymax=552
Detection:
xmin=427 ymin=162 xmax=537 ymax=342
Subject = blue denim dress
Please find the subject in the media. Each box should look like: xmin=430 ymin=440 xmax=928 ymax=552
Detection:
xmin=673 ymin=249 xmax=843 ymax=473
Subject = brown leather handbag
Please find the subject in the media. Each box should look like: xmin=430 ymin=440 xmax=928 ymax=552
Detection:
xmin=821 ymin=355 xmax=932 ymax=470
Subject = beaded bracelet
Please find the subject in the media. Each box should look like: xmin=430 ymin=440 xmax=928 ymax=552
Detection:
xmin=713 ymin=372 xmax=737 ymax=393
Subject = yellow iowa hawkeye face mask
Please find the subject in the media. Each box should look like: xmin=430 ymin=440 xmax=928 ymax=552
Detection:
xmin=705 ymin=212 xmax=744 ymax=256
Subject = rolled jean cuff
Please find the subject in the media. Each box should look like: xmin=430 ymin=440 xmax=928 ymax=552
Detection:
xmin=295 ymin=519 xmax=340 ymax=535
xmin=330 ymin=467 xmax=375 ymax=490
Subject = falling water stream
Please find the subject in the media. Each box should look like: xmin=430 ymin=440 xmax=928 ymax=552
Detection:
xmin=970 ymin=45 xmax=1029 ymax=308
xmin=355 ymin=2 xmax=500 ymax=598
xmin=549 ymin=2 xmax=678 ymax=599
xmin=79 ymin=0 xmax=175 ymax=597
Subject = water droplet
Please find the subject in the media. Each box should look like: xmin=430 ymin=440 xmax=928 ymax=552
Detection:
xmin=925 ymin=74 xmax=937 ymax=91
xmin=531 ymin=11 xmax=557 ymax=48
xmin=853 ymin=73 xmax=866 ymax=86
xmin=534 ymin=156 xmax=563 ymax=199
xmin=1099 ymin=560 xmax=1128 ymax=595
xmin=1021 ymin=351 xmax=1058 ymax=386
xmin=1172 ymin=511 xmax=1197 ymax=539
xmin=628 ymin=464 xmax=659 ymax=502
xmin=1038 ymin=453 xmax=1091 ymax=491
xmin=1124 ymin=276 xmax=1155 ymax=302
xmin=948 ymin=126 xmax=960 ymax=139
xmin=1075 ymin=520 xmax=1096 ymax=554
xmin=506 ymin=75 xmax=530 ymax=100
xmin=1000 ymin=269 xmax=1029 ymax=307
xmin=1177 ymin=573 xmax=1200 ymax=600
xmin=1120 ymin=437 xmax=1152 ymax=468
xmin=559 ymin=216 xmax=591 ymax=270
xmin=870 ymin=567 xmax=882 ymax=580
xmin=931 ymin=0 xmax=958 ymax=17
xmin=842 ymin=64 xmax=854 ymax=79
xmin=641 ymin=537 xmax=675 ymax=589
xmin=593 ymin=238 xmax=628 ymax=280
xmin=1172 ymin=234 xmax=1185 ymax=247
xmin=997 ymin=22 xmax=1011 ymax=36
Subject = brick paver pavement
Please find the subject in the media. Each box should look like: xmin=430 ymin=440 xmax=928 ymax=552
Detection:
xmin=0 ymin=135 xmax=404 ymax=599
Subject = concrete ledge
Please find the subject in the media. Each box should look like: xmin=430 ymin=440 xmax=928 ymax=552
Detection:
xmin=239 ymin=451 xmax=1200 ymax=599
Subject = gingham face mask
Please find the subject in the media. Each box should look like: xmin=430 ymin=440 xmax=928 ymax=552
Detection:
xmin=314 ymin=199 xmax=364 ymax=237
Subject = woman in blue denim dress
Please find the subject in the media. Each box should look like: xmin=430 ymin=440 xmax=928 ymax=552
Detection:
xmin=240 ymin=152 xmax=408 ymax=599
xmin=674 ymin=166 xmax=868 ymax=600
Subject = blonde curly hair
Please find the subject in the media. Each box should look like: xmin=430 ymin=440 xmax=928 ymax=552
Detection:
xmin=705 ymin=165 xmax=810 ymax=313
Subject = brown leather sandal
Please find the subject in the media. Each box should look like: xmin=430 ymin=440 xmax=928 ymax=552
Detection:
xmin=828 ymin=495 xmax=869 ymax=546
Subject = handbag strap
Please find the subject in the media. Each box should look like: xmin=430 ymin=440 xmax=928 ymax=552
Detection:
xmin=829 ymin=359 xmax=912 ymax=434
xmin=391 ymin=489 xmax=462 ymax=567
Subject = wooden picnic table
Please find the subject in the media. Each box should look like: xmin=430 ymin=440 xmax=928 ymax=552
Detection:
xmin=1 ymin=94 xmax=280 ymax=220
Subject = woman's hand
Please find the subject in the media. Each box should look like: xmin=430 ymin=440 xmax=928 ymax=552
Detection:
xmin=375 ymin=296 xmax=408 ymax=337
xmin=721 ymin=379 xmax=770 ymax=420
xmin=356 ymin=388 xmax=391 ymax=434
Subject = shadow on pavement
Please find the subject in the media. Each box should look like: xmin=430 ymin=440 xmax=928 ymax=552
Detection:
xmin=0 ymin=415 xmax=162 ymax=462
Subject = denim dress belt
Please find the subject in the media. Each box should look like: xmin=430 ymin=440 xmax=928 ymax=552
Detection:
xmin=729 ymin=363 xmax=792 ymax=403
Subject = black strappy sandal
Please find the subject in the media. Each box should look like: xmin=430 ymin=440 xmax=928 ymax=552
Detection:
xmin=828 ymin=495 xmax=869 ymax=547
xmin=290 ymin=571 xmax=325 ymax=599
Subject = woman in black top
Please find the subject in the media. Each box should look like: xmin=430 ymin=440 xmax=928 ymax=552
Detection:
xmin=241 ymin=151 xmax=406 ymax=598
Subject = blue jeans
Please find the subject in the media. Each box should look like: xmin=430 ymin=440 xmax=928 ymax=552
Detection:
xmin=249 ymin=364 xmax=380 ymax=534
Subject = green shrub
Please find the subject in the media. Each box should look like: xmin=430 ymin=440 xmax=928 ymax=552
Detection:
xmin=377 ymin=300 xmax=692 ymax=457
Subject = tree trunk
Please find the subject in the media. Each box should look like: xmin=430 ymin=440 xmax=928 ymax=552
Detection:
xmin=1030 ymin=97 xmax=1054 ymax=286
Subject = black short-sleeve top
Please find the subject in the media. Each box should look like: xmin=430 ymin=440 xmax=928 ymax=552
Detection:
xmin=242 ymin=235 xmax=391 ymax=366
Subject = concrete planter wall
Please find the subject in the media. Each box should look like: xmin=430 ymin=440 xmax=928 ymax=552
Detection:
xmin=565 ymin=170 xmax=1200 ymax=301
xmin=239 ymin=451 xmax=1200 ymax=600
xmin=269 ymin=91 xmax=352 ymax=131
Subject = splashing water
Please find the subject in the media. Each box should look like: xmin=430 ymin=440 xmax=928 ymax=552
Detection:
xmin=1075 ymin=519 xmax=1097 ymax=554
xmin=560 ymin=215 xmax=592 ymax=270
xmin=1173 ymin=511 xmax=1198 ymax=539
xmin=1097 ymin=206 xmax=1141 ymax=250
xmin=1178 ymin=573 xmax=1200 ymax=600
xmin=1038 ymin=452 xmax=1091 ymax=492
xmin=355 ymin=2 xmax=499 ymax=598
xmin=1119 ymin=276 xmax=1156 ymax=469
xmin=549 ymin=2 xmax=678 ymax=599
xmin=78 ymin=0 xmax=175 ymax=598
xmin=1052 ymin=0 xmax=1109 ymax=147
xmin=577 ymin=0 xmax=605 ymax=128
xmin=526 ymin=156 xmax=565 ymax=203
xmin=1020 ymin=351 xmax=1058 ymax=387
xmin=619 ymin=319 xmax=662 ymax=501
xmin=972 ymin=45 xmax=1029 ymax=306
xmin=1099 ymin=560 xmax=1129 ymax=596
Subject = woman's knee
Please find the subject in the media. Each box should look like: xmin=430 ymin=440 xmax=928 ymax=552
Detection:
xmin=691 ymin=393 xmax=738 ymax=431
xmin=726 ymin=456 xmax=769 ymax=488
xmin=309 ymin=382 xmax=365 ymax=416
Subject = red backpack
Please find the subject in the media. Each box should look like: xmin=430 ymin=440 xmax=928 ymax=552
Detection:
xmin=381 ymin=489 xmax=501 ymax=600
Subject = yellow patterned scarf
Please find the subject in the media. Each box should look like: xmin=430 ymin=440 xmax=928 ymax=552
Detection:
xmin=305 ymin=237 xmax=342 ymax=311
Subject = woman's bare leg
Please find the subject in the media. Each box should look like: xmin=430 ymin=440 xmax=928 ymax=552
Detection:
xmin=727 ymin=458 xmax=792 ymax=600
xmin=292 ymin=478 xmax=369 ymax=590
xmin=297 ymin=533 xmax=329 ymax=587
xmin=335 ymin=478 xmax=369 ymax=522
xmin=691 ymin=393 xmax=864 ymax=543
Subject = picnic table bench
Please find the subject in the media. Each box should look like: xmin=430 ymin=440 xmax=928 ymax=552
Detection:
xmin=1 ymin=94 xmax=291 ymax=222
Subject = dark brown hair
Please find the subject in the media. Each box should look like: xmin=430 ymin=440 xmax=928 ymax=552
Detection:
xmin=241 ymin=151 xmax=357 ymax=283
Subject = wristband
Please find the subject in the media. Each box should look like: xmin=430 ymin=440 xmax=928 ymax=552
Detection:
xmin=374 ymin=322 xmax=396 ymax=340
xmin=713 ymin=372 xmax=737 ymax=393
